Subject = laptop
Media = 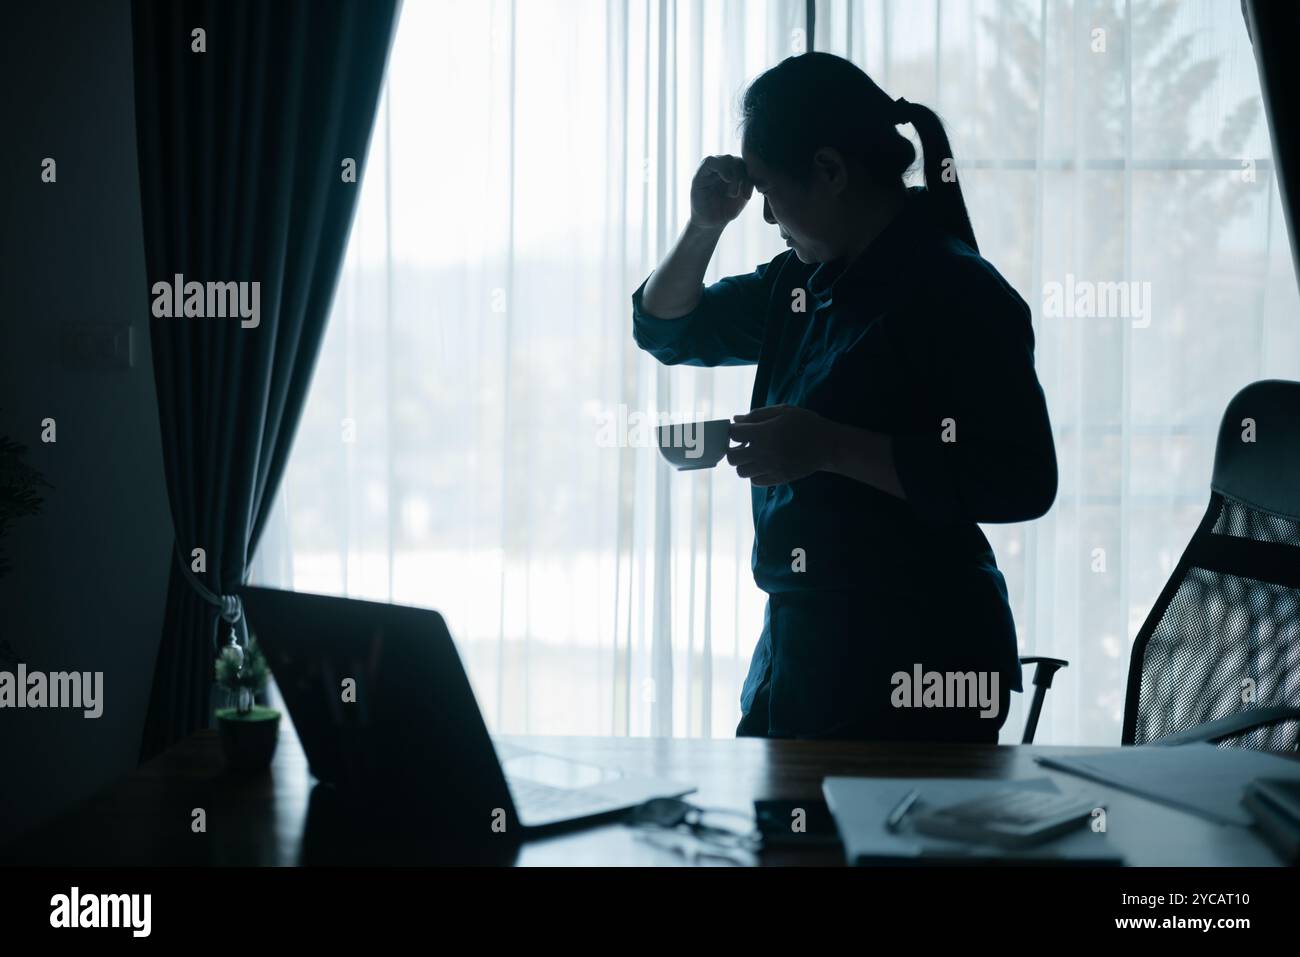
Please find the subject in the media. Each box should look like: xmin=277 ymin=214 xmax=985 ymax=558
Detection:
xmin=239 ymin=586 xmax=693 ymax=835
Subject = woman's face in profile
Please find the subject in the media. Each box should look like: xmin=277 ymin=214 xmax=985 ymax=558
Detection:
xmin=742 ymin=147 xmax=844 ymax=264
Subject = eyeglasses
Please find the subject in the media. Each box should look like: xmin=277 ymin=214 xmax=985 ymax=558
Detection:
xmin=626 ymin=797 xmax=763 ymax=865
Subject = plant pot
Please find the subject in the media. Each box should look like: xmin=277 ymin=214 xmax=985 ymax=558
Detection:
xmin=215 ymin=706 xmax=281 ymax=772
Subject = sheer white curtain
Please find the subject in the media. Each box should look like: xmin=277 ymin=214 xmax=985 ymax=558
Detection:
xmin=253 ymin=0 xmax=806 ymax=738
xmin=253 ymin=0 xmax=1299 ymax=744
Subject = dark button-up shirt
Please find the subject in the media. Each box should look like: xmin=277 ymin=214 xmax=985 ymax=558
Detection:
xmin=631 ymin=187 xmax=1056 ymax=731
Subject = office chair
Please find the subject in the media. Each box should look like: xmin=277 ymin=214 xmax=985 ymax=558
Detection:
xmin=1021 ymin=379 xmax=1300 ymax=750
xmin=1122 ymin=379 xmax=1300 ymax=750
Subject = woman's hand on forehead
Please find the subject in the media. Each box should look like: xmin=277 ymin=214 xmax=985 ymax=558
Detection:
xmin=690 ymin=155 xmax=753 ymax=228
xmin=701 ymin=155 xmax=751 ymax=194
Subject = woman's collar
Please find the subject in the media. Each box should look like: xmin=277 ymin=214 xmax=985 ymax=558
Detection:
xmin=807 ymin=186 xmax=936 ymax=306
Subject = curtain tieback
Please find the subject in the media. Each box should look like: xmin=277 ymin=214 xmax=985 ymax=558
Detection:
xmin=175 ymin=546 xmax=249 ymax=657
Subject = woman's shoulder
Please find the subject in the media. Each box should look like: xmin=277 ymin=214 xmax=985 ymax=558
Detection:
xmin=928 ymin=234 xmax=1028 ymax=309
xmin=894 ymin=232 xmax=1035 ymax=347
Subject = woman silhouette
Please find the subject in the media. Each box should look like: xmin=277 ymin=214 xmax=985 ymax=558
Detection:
xmin=632 ymin=53 xmax=1057 ymax=742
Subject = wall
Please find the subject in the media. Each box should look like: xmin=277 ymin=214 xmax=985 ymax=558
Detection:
xmin=0 ymin=0 xmax=174 ymax=846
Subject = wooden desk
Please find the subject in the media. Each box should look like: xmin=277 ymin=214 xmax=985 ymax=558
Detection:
xmin=1 ymin=720 xmax=1288 ymax=866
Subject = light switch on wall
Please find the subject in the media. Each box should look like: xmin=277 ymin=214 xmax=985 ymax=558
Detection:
xmin=58 ymin=321 xmax=134 ymax=369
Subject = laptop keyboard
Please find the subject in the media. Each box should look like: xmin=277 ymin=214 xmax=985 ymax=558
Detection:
xmin=507 ymin=777 xmax=621 ymax=821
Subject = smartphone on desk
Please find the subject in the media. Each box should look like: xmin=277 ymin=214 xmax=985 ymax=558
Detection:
xmin=909 ymin=787 xmax=1102 ymax=849
xmin=754 ymin=799 xmax=842 ymax=847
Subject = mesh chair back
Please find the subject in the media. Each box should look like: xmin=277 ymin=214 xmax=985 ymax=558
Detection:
xmin=1122 ymin=380 xmax=1300 ymax=750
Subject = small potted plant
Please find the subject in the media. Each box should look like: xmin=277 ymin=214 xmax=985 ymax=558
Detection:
xmin=214 ymin=635 xmax=280 ymax=772
xmin=0 ymin=424 xmax=52 ymax=581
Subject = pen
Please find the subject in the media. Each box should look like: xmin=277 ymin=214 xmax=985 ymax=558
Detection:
xmin=886 ymin=788 xmax=921 ymax=831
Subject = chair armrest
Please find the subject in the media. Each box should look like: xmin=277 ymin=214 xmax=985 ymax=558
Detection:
xmin=1018 ymin=657 xmax=1070 ymax=744
xmin=1019 ymin=656 xmax=1069 ymax=688
xmin=1151 ymin=705 xmax=1300 ymax=748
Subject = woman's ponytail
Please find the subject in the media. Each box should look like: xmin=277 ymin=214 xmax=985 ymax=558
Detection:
xmin=902 ymin=101 xmax=980 ymax=254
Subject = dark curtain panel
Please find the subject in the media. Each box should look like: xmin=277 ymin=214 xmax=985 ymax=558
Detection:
xmin=1244 ymin=0 xmax=1300 ymax=289
xmin=132 ymin=0 xmax=400 ymax=759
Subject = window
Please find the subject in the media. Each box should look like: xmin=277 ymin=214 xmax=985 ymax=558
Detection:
xmin=253 ymin=0 xmax=1299 ymax=744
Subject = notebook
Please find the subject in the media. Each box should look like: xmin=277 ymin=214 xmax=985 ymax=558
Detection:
xmin=822 ymin=776 xmax=1122 ymax=865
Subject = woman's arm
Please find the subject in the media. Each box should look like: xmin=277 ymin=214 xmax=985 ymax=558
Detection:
xmin=729 ymin=396 xmax=1052 ymax=522
xmin=727 ymin=405 xmax=906 ymax=499
xmin=888 ymin=257 xmax=1058 ymax=523
xmin=632 ymin=155 xmax=778 ymax=368
xmin=641 ymin=155 xmax=751 ymax=319
xmin=728 ymin=253 xmax=1057 ymax=524
xmin=820 ymin=421 xmax=907 ymax=499
xmin=641 ymin=220 xmax=727 ymax=318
